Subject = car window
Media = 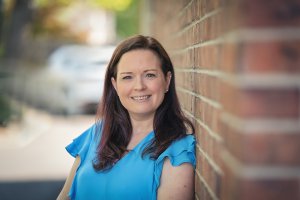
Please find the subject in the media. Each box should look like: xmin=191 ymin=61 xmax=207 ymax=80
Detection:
xmin=48 ymin=45 xmax=115 ymax=72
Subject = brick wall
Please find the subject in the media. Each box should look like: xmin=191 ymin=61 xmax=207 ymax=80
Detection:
xmin=143 ymin=0 xmax=300 ymax=199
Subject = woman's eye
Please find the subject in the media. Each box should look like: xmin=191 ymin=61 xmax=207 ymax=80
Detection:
xmin=146 ymin=73 xmax=156 ymax=78
xmin=122 ymin=76 xmax=132 ymax=80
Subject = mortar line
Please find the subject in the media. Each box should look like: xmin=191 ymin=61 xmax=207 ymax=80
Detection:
xmin=196 ymin=144 xmax=223 ymax=174
xmin=222 ymin=149 xmax=300 ymax=179
xmin=178 ymin=87 xmax=221 ymax=109
xmin=183 ymin=108 xmax=223 ymax=142
xmin=221 ymin=112 xmax=300 ymax=134
xmin=195 ymin=170 xmax=219 ymax=200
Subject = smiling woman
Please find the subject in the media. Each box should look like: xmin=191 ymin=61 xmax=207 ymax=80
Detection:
xmin=57 ymin=35 xmax=196 ymax=200
xmin=111 ymin=50 xmax=171 ymax=121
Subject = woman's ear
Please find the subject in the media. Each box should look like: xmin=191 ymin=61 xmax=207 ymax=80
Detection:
xmin=166 ymin=71 xmax=172 ymax=91
xmin=111 ymin=77 xmax=117 ymax=91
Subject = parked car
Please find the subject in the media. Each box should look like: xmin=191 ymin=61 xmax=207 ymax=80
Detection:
xmin=35 ymin=44 xmax=115 ymax=115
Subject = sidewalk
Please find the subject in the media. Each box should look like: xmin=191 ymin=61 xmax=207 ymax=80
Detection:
xmin=0 ymin=106 xmax=94 ymax=181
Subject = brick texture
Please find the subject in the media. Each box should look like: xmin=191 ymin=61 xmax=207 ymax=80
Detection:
xmin=144 ymin=0 xmax=300 ymax=199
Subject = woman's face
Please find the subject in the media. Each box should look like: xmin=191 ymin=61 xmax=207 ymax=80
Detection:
xmin=112 ymin=49 xmax=171 ymax=120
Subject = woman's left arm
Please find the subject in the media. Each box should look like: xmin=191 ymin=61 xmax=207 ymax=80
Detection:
xmin=157 ymin=158 xmax=195 ymax=200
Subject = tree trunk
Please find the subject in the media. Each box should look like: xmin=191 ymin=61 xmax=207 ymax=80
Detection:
xmin=0 ymin=0 xmax=3 ymax=46
xmin=4 ymin=0 xmax=33 ymax=60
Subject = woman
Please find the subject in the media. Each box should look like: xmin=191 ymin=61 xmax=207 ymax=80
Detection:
xmin=57 ymin=35 xmax=196 ymax=200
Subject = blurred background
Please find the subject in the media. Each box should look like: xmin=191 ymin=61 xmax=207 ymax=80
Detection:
xmin=1 ymin=0 xmax=299 ymax=200
xmin=0 ymin=0 xmax=141 ymax=117
xmin=0 ymin=0 xmax=142 ymax=199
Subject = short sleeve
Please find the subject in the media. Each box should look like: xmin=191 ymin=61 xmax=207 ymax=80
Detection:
xmin=154 ymin=135 xmax=196 ymax=187
xmin=65 ymin=124 xmax=96 ymax=163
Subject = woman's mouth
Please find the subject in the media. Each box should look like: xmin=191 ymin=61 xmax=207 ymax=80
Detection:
xmin=131 ymin=95 xmax=151 ymax=101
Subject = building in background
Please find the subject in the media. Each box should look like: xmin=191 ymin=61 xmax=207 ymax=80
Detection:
xmin=46 ymin=2 xmax=115 ymax=45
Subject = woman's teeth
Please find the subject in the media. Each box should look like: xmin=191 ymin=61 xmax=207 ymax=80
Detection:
xmin=132 ymin=95 xmax=150 ymax=101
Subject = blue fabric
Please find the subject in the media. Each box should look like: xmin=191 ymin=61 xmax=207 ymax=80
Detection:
xmin=66 ymin=124 xmax=196 ymax=200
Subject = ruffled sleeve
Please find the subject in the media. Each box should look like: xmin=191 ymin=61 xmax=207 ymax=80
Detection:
xmin=65 ymin=124 xmax=96 ymax=163
xmin=154 ymin=134 xmax=196 ymax=188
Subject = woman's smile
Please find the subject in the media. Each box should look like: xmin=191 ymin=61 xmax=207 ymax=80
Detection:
xmin=131 ymin=95 xmax=151 ymax=102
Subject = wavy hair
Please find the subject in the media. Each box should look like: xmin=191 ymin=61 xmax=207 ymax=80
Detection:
xmin=93 ymin=35 xmax=194 ymax=171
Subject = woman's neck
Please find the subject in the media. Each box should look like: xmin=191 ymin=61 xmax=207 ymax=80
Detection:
xmin=130 ymin=114 xmax=154 ymax=136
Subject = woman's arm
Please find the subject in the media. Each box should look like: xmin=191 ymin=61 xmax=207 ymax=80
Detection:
xmin=57 ymin=156 xmax=81 ymax=200
xmin=157 ymin=158 xmax=195 ymax=200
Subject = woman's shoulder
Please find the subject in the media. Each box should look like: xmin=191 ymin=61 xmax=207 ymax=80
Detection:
xmin=65 ymin=122 xmax=100 ymax=158
xmin=153 ymin=134 xmax=196 ymax=188
xmin=165 ymin=134 xmax=195 ymax=155
xmin=75 ymin=123 xmax=98 ymax=140
xmin=156 ymin=134 xmax=196 ymax=167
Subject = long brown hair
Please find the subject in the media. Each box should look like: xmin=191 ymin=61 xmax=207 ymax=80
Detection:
xmin=93 ymin=35 xmax=194 ymax=171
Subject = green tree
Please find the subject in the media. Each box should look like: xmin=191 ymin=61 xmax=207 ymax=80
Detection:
xmin=116 ymin=0 xmax=140 ymax=39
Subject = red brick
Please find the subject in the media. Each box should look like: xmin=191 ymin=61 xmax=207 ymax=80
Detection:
xmin=171 ymin=48 xmax=194 ymax=68
xmin=240 ymin=178 xmax=300 ymax=200
xmin=220 ymin=159 xmax=241 ymax=200
xmin=238 ymin=89 xmax=299 ymax=118
xmin=221 ymin=3 xmax=242 ymax=32
xmin=195 ymin=125 xmax=209 ymax=165
xmin=241 ymin=41 xmax=300 ymax=73
xmin=221 ymin=158 xmax=300 ymax=200
xmin=195 ymin=174 xmax=215 ymax=200
xmin=220 ymin=82 xmax=300 ymax=118
xmin=220 ymin=119 xmax=300 ymax=165
xmin=193 ymin=12 xmax=223 ymax=44
xmin=238 ymin=0 xmax=300 ymax=27
xmin=195 ymin=73 xmax=220 ymax=101
xmin=219 ymin=81 xmax=239 ymax=115
xmin=195 ymin=97 xmax=221 ymax=134
xmin=177 ymin=90 xmax=195 ymax=114
xmin=196 ymin=143 xmax=204 ymax=175
xmin=176 ymin=71 xmax=194 ymax=90
xmin=206 ymin=0 xmax=224 ymax=13
xmin=195 ymin=172 xmax=202 ymax=198
xmin=194 ymin=45 xmax=219 ymax=69
xmin=197 ymin=150 xmax=222 ymax=198
xmin=243 ymin=132 xmax=300 ymax=165
xmin=219 ymin=42 xmax=241 ymax=73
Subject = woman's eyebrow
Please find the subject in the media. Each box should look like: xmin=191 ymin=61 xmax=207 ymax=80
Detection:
xmin=119 ymin=69 xmax=158 ymax=74
xmin=119 ymin=72 xmax=133 ymax=75
xmin=144 ymin=69 xmax=158 ymax=72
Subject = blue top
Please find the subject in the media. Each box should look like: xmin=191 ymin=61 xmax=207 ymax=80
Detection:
xmin=66 ymin=124 xmax=196 ymax=200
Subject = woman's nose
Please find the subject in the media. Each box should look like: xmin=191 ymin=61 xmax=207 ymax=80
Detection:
xmin=134 ymin=77 xmax=146 ymax=90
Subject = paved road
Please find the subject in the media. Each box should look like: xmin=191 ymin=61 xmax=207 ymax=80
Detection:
xmin=0 ymin=106 xmax=95 ymax=199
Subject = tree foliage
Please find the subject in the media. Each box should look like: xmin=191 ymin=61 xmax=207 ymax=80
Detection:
xmin=33 ymin=0 xmax=133 ymax=11
xmin=116 ymin=0 xmax=139 ymax=39
xmin=31 ymin=0 xmax=138 ymax=38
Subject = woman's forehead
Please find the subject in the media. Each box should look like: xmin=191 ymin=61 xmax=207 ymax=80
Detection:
xmin=117 ymin=50 xmax=162 ymax=73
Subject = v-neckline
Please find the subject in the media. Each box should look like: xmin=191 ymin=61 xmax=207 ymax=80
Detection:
xmin=114 ymin=130 xmax=154 ymax=165
xmin=129 ymin=130 xmax=154 ymax=153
